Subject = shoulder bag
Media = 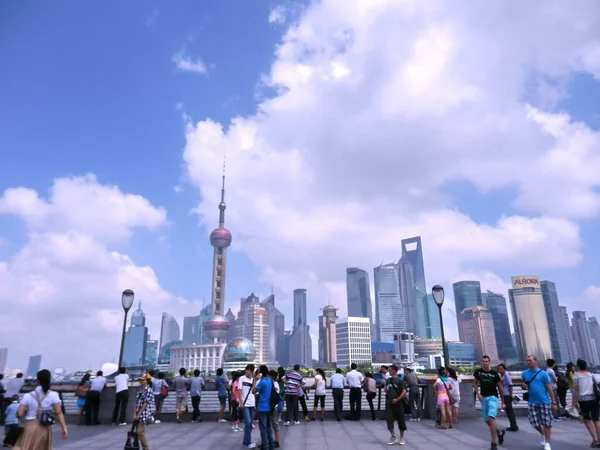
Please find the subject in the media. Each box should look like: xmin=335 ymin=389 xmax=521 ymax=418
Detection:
xmin=522 ymin=369 xmax=541 ymax=402
xmin=443 ymin=380 xmax=457 ymax=405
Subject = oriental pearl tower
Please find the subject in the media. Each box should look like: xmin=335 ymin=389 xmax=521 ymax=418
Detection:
xmin=203 ymin=167 xmax=232 ymax=343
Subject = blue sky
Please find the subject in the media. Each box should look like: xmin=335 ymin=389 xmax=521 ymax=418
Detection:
xmin=1 ymin=0 xmax=600 ymax=370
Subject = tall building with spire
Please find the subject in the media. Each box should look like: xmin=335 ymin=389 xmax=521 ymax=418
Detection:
xmin=123 ymin=302 xmax=149 ymax=367
xmin=204 ymin=167 xmax=233 ymax=343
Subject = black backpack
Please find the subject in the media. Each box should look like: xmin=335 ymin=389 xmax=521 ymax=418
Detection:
xmin=270 ymin=380 xmax=280 ymax=412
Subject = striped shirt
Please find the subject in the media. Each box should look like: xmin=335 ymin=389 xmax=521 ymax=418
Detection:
xmin=284 ymin=371 xmax=303 ymax=394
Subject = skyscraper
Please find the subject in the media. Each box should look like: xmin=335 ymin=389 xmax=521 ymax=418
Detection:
xmin=277 ymin=331 xmax=292 ymax=368
xmin=159 ymin=313 xmax=181 ymax=353
xmin=204 ymin=168 xmax=232 ymax=343
xmin=123 ymin=302 xmax=149 ymax=367
xmin=484 ymin=290 xmax=517 ymax=362
xmin=588 ymin=317 xmax=600 ymax=367
xmin=0 ymin=348 xmax=7 ymax=374
xmin=318 ymin=305 xmax=338 ymax=365
xmin=560 ymin=306 xmax=575 ymax=363
xmin=374 ymin=262 xmax=403 ymax=342
xmin=260 ymin=294 xmax=285 ymax=363
xmin=336 ymin=317 xmax=372 ymax=368
xmin=572 ymin=311 xmax=599 ymax=365
xmin=346 ymin=268 xmax=373 ymax=327
xmin=457 ymin=306 xmax=498 ymax=363
xmin=238 ymin=302 xmax=270 ymax=364
xmin=540 ymin=281 xmax=571 ymax=364
xmin=452 ymin=281 xmax=484 ymax=316
xmin=509 ymin=276 xmax=552 ymax=361
xmin=27 ymin=355 xmax=42 ymax=378
xmin=401 ymin=237 xmax=433 ymax=339
xmin=290 ymin=289 xmax=312 ymax=367
xmin=145 ymin=338 xmax=158 ymax=367
xmin=426 ymin=294 xmax=442 ymax=339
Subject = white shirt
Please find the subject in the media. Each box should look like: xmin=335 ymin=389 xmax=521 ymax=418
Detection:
xmin=546 ymin=368 xmax=557 ymax=390
xmin=346 ymin=370 xmax=364 ymax=388
xmin=114 ymin=374 xmax=130 ymax=393
xmin=448 ymin=377 xmax=461 ymax=399
xmin=239 ymin=375 xmax=255 ymax=408
xmin=90 ymin=376 xmax=107 ymax=392
xmin=5 ymin=378 xmax=25 ymax=397
xmin=19 ymin=387 xmax=61 ymax=421
xmin=314 ymin=374 xmax=326 ymax=396
xmin=575 ymin=373 xmax=600 ymax=399
xmin=382 ymin=372 xmax=391 ymax=380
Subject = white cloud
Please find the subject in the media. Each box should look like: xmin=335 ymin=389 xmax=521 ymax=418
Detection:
xmin=0 ymin=176 xmax=184 ymax=370
xmin=181 ymin=0 xmax=600 ymax=330
xmin=172 ymin=51 xmax=208 ymax=75
xmin=269 ymin=5 xmax=287 ymax=24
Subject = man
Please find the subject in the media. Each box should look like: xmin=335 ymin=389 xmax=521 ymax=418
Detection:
xmin=190 ymin=369 xmax=205 ymax=423
xmin=239 ymin=364 xmax=258 ymax=449
xmin=1 ymin=374 xmax=24 ymax=425
xmin=380 ymin=366 xmax=391 ymax=383
xmin=282 ymin=365 xmax=303 ymax=425
xmin=174 ymin=367 xmax=190 ymax=424
xmin=112 ymin=367 xmax=130 ymax=426
xmin=385 ymin=365 xmax=407 ymax=446
xmin=473 ymin=356 xmax=506 ymax=450
xmin=253 ymin=366 xmax=275 ymax=450
xmin=268 ymin=370 xmax=281 ymax=449
xmin=403 ymin=367 xmax=421 ymax=422
xmin=521 ymin=355 xmax=557 ymax=450
xmin=215 ymin=368 xmax=229 ymax=423
xmin=133 ymin=374 xmax=155 ymax=450
xmin=545 ymin=359 xmax=560 ymax=420
xmin=346 ymin=363 xmax=364 ymax=421
xmin=86 ymin=370 xmax=106 ymax=425
xmin=0 ymin=374 xmax=4 ymax=425
xmin=498 ymin=364 xmax=518 ymax=432
xmin=330 ymin=368 xmax=345 ymax=421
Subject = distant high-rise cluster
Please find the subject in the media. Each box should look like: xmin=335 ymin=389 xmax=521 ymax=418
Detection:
xmin=122 ymin=302 xmax=149 ymax=367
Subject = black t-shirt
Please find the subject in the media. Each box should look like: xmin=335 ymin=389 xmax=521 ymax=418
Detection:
xmin=473 ymin=368 xmax=501 ymax=397
xmin=385 ymin=376 xmax=406 ymax=408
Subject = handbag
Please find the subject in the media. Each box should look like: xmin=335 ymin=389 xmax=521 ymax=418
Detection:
xmin=522 ymin=369 xmax=541 ymax=402
xmin=124 ymin=421 xmax=140 ymax=450
xmin=34 ymin=391 xmax=57 ymax=427
xmin=76 ymin=385 xmax=87 ymax=399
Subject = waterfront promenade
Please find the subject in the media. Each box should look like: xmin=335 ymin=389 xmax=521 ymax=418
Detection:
xmin=52 ymin=417 xmax=591 ymax=450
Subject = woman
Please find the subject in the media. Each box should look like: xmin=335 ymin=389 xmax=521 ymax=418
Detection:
xmin=311 ymin=368 xmax=327 ymax=422
xmin=362 ymin=372 xmax=377 ymax=421
xmin=433 ymin=367 xmax=452 ymax=429
xmin=151 ymin=372 xmax=168 ymax=423
xmin=230 ymin=371 xmax=241 ymax=432
xmin=75 ymin=373 xmax=91 ymax=425
xmin=14 ymin=369 xmax=68 ymax=450
xmin=447 ymin=368 xmax=461 ymax=424
xmin=277 ymin=367 xmax=286 ymax=423
xmin=573 ymin=359 xmax=600 ymax=447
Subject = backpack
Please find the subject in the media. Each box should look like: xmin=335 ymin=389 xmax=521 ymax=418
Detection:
xmin=270 ymin=380 xmax=280 ymax=412
xmin=556 ymin=371 xmax=569 ymax=390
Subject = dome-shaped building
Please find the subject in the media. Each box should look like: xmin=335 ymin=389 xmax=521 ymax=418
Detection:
xmin=224 ymin=337 xmax=256 ymax=363
xmin=158 ymin=340 xmax=185 ymax=365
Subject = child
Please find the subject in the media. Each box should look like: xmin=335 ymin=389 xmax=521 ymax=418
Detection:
xmin=3 ymin=395 xmax=19 ymax=448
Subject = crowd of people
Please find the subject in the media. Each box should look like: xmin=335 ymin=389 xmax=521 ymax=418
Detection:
xmin=1 ymin=356 xmax=599 ymax=450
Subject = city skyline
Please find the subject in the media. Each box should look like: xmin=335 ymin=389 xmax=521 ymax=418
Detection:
xmin=2 ymin=1 xmax=600 ymax=370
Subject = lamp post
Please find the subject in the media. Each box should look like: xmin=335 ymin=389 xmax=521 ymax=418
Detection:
xmin=431 ymin=285 xmax=448 ymax=368
xmin=118 ymin=289 xmax=135 ymax=369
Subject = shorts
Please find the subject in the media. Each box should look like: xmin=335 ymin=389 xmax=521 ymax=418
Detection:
xmin=579 ymin=400 xmax=600 ymax=422
xmin=271 ymin=410 xmax=280 ymax=431
xmin=386 ymin=406 xmax=407 ymax=432
xmin=314 ymin=395 xmax=325 ymax=409
xmin=176 ymin=397 xmax=187 ymax=412
xmin=528 ymin=404 xmax=553 ymax=428
xmin=437 ymin=394 xmax=450 ymax=406
xmin=452 ymin=397 xmax=461 ymax=408
xmin=154 ymin=394 xmax=164 ymax=410
xmin=218 ymin=395 xmax=227 ymax=406
xmin=481 ymin=396 xmax=498 ymax=421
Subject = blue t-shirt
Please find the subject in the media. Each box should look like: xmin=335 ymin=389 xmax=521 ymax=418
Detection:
xmin=522 ymin=368 xmax=551 ymax=405
xmin=5 ymin=402 xmax=19 ymax=425
xmin=216 ymin=375 xmax=227 ymax=397
xmin=255 ymin=378 xmax=273 ymax=412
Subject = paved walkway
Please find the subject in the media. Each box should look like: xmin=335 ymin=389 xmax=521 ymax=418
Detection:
xmin=52 ymin=417 xmax=594 ymax=449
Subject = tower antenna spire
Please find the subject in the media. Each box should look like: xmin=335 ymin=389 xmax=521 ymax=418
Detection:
xmin=219 ymin=155 xmax=227 ymax=228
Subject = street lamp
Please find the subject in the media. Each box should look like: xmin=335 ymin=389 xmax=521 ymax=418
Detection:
xmin=431 ymin=285 xmax=449 ymax=368
xmin=118 ymin=289 xmax=135 ymax=369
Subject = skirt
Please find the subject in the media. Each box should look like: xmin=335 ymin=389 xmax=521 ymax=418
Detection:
xmin=13 ymin=420 xmax=52 ymax=450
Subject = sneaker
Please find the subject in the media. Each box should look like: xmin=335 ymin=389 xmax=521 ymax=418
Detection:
xmin=274 ymin=442 xmax=280 ymax=449
xmin=176 ymin=418 xmax=182 ymax=424
xmin=498 ymin=430 xmax=505 ymax=445
xmin=284 ymin=421 xmax=290 ymax=426
xmin=540 ymin=438 xmax=547 ymax=447
xmin=243 ymin=444 xmax=257 ymax=449
xmin=251 ymin=424 xmax=256 ymax=429
xmin=388 ymin=436 xmax=397 ymax=446
xmin=119 ymin=423 xmax=127 ymax=426
xmin=219 ymin=419 xmax=228 ymax=423
xmin=544 ymin=444 xmax=551 ymax=450
xmin=294 ymin=421 xmax=300 ymax=425
xmin=231 ymin=425 xmax=236 ymax=431
xmin=154 ymin=419 xmax=161 ymax=424
xmin=398 ymin=437 xmax=405 ymax=446
xmin=417 ymin=418 xmax=421 ymax=422
xmin=491 ymin=443 xmax=498 ymax=450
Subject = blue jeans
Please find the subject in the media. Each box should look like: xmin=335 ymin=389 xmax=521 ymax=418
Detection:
xmin=258 ymin=411 xmax=274 ymax=449
xmin=242 ymin=406 xmax=255 ymax=446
